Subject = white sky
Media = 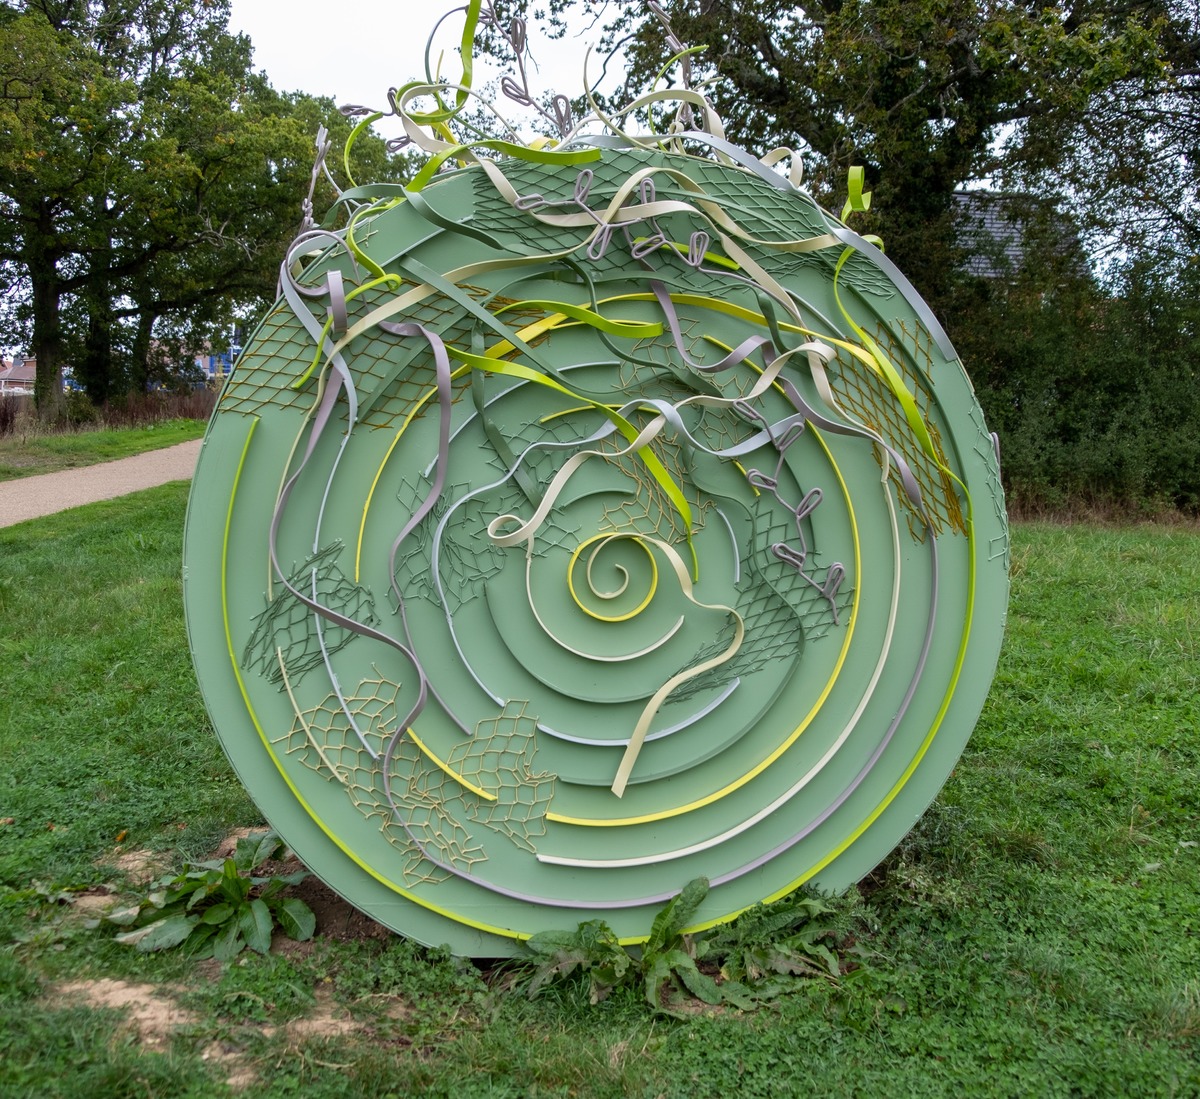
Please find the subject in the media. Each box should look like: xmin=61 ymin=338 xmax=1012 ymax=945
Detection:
xmin=226 ymin=1 xmax=610 ymax=133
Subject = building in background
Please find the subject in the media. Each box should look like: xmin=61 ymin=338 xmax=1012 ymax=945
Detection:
xmin=0 ymin=357 xmax=36 ymax=395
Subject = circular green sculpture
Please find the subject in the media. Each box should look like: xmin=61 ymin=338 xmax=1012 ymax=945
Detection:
xmin=183 ymin=26 xmax=1008 ymax=955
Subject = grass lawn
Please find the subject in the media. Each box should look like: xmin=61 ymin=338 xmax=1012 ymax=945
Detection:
xmin=1 ymin=488 xmax=1197 ymax=1097
xmin=0 ymin=419 xmax=206 ymax=481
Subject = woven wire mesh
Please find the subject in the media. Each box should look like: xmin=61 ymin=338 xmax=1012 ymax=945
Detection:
xmin=242 ymin=543 xmax=378 ymax=687
xmin=391 ymin=735 xmax=486 ymax=884
xmin=822 ymin=323 xmax=966 ymax=538
xmin=265 ymin=668 xmax=478 ymax=885
xmin=670 ymin=159 xmax=830 ymax=243
xmin=218 ymin=307 xmax=318 ymax=419
xmin=445 ymin=702 xmax=556 ymax=854
xmin=390 ymin=479 xmax=515 ymax=613
xmin=690 ymin=400 xmax=763 ymax=454
xmin=596 ymin=423 xmax=710 ymax=545
xmin=667 ymin=491 xmax=851 ymax=703
xmin=272 ymin=680 xmax=556 ymax=878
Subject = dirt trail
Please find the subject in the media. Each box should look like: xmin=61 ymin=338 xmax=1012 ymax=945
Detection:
xmin=0 ymin=439 xmax=202 ymax=528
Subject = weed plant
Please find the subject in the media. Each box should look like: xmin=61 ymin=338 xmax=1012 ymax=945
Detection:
xmin=94 ymin=831 xmax=316 ymax=960
xmin=1 ymin=494 xmax=1198 ymax=1096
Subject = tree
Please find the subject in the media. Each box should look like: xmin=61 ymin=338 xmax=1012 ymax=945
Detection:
xmin=1013 ymin=2 xmax=1200 ymax=277
xmin=469 ymin=1 xmax=1198 ymax=510
xmin=0 ymin=9 xmax=111 ymax=414
xmin=0 ymin=0 xmax=403 ymax=414
xmin=952 ymin=246 xmax=1200 ymax=511
xmin=490 ymin=0 xmax=1169 ymax=309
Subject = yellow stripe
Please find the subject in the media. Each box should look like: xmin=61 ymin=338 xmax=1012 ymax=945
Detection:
xmin=733 ymin=460 xmax=759 ymax=495
xmin=406 ymin=726 xmax=497 ymax=801
xmin=567 ymin=534 xmax=659 ymax=623
xmin=750 ymin=471 xmax=977 ymax=910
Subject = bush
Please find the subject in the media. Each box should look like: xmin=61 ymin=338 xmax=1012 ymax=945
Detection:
xmin=99 ymin=388 xmax=216 ymax=427
xmin=954 ymin=261 xmax=1200 ymax=516
xmin=63 ymin=390 xmax=101 ymax=426
xmin=0 ymin=395 xmax=30 ymax=437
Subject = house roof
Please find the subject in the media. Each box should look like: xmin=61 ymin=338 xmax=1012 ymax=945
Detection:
xmin=0 ymin=358 xmax=36 ymax=385
xmin=953 ymin=191 xmax=1085 ymax=280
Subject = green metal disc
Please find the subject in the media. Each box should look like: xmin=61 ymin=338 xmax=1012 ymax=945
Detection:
xmin=183 ymin=146 xmax=1009 ymax=955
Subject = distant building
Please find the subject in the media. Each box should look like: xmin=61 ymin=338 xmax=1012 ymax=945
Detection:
xmin=0 ymin=357 xmax=36 ymax=395
xmin=953 ymin=191 xmax=1087 ymax=280
xmin=194 ymin=343 xmax=241 ymax=383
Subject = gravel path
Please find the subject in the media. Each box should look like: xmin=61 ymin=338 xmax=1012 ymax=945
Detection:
xmin=0 ymin=439 xmax=202 ymax=529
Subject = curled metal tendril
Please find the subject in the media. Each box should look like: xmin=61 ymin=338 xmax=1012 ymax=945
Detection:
xmin=514 ymin=170 xmax=672 ymax=263
xmin=483 ymin=8 xmax=576 ymax=138
xmin=299 ymin=126 xmax=337 ymax=232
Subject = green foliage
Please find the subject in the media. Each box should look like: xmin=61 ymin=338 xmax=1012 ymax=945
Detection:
xmin=0 ymin=0 xmax=408 ymax=411
xmin=184 ymin=949 xmax=319 ymax=1024
xmin=61 ymin=390 xmax=101 ymax=427
xmin=94 ymin=831 xmax=315 ymax=960
xmin=512 ymin=1 xmax=1198 ymax=516
xmin=531 ymin=0 xmax=1174 ymax=302
xmin=0 ymin=945 xmax=40 ymax=1004
xmin=0 ymin=482 xmax=257 ymax=905
xmin=522 ymin=918 xmax=633 ymax=1006
xmin=705 ymin=894 xmax=842 ymax=986
xmin=1017 ymin=8 xmax=1200 ymax=276
xmin=960 ymin=257 xmax=1200 ymax=514
xmin=523 ymin=878 xmax=844 ymax=1017
xmin=0 ymin=1004 xmax=216 ymax=1099
xmin=638 ymin=876 xmax=731 ymax=1014
xmin=332 ymin=936 xmax=487 ymax=1046
xmin=333 ymin=935 xmax=485 ymax=1003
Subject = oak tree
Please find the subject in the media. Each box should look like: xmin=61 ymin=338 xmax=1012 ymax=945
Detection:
xmin=0 ymin=0 xmax=400 ymax=412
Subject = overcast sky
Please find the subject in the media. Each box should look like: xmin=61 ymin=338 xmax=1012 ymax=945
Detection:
xmin=226 ymin=1 xmax=607 ymax=125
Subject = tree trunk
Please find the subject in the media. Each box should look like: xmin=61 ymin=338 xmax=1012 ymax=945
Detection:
xmin=77 ymin=285 xmax=117 ymax=404
xmin=129 ymin=308 xmax=155 ymax=393
xmin=76 ymin=193 xmax=118 ymax=404
xmin=27 ymin=206 xmax=66 ymax=421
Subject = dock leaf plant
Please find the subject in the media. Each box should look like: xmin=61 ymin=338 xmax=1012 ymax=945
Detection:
xmin=521 ymin=877 xmax=845 ymax=1017
xmin=91 ymin=830 xmax=315 ymax=960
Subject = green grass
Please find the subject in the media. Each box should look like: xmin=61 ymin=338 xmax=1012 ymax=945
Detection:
xmin=0 ymin=419 xmax=206 ymax=481
xmin=1 ymin=495 xmax=1198 ymax=1097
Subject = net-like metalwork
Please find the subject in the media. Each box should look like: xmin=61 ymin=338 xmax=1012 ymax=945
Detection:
xmin=242 ymin=544 xmax=378 ymax=686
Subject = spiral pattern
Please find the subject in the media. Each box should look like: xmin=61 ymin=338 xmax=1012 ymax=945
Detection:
xmin=184 ymin=145 xmax=1009 ymax=955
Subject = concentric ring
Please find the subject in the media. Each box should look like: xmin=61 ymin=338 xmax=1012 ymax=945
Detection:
xmin=183 ymin=144 xmax=1009 ymax=955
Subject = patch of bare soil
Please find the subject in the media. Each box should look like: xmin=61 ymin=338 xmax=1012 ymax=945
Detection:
xmin=208 ymin=827 xmax=260 ymax=861
xmin=53 ymin=979 xmax=197 ymax=1052
xmin=55 ymin=826 xmax=402 ymax=1094
xmin=54 ymin=979 xmax=376 ymax=1092
xmin=94 ymin=829 xmax=392 ymax=948
xmin=69 ymin=884 xmax=118 ymax=915
xmin=200 ymin=1047 xmax=258 ymax=1094
xmin=282 ymin=870 xmax=395 ymax=946
xmin=265 ymin=986 xmax=359 ymax=1041
xmin=105 ymin=846 xmax=170 ymax=882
